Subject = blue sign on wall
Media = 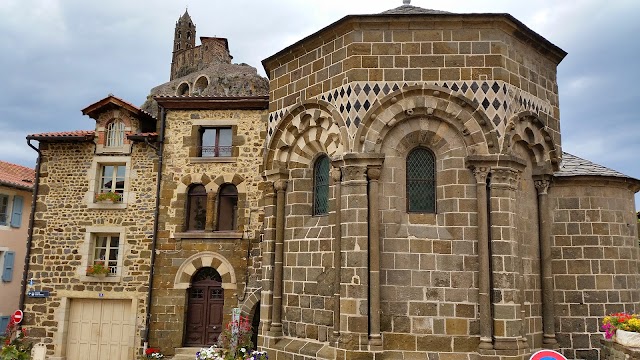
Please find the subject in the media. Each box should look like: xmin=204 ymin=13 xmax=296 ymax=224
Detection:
xmin=27 ymin=290 xmax=50 ymax=298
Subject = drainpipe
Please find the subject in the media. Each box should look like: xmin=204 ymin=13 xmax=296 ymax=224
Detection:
xmin=144 ymin=105 xmax=166 ymax=348
xmin=19 ymin=140 xmax=42 ymax=314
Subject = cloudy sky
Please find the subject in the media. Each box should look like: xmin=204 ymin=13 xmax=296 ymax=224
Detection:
xmin=1 ymin=0 xmax=639 ymax=205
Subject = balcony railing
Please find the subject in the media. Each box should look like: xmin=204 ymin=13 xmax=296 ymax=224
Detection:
xmin=199 ymin=145 xmax=232 ymax=157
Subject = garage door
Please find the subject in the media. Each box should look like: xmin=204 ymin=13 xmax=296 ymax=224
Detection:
xmin=66 ymin=299 xmax=133 ymax=360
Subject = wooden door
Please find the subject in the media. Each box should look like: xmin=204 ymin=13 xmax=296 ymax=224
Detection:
xmin=185 ymin=268 xmax=224 ymax=346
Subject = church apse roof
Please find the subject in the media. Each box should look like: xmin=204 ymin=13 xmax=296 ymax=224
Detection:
xmin=555 ymin=152 xmax=638 ymax=181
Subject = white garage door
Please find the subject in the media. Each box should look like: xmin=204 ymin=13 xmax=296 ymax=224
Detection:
xmin=66 ymin=299 xmax=133 ymax=360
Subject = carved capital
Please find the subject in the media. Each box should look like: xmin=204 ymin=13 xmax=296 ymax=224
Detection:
xmin=274 ymin=180 xmax=288 ymax=192
xmin=330 ymin=167 xmax=342 ymax=183
xmin=367 ymin=167 xmax=381 ymax=181
xmin=471 ymin=166 xmax=490 ymax=184
xmin=342 ymin=165 xmax=367 ymax=182
xmin=492 ymin=167 xmax=521 ymax=190
xmin=534 ymin=179 xmax=551 ymax=195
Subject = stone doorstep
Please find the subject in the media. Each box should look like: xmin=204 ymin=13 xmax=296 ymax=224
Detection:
xmin=170 ymin=347 xmax=204 ymax=360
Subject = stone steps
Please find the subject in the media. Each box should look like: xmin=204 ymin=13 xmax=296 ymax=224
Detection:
xmin=170 ymin=347 xmax=203 ymax=360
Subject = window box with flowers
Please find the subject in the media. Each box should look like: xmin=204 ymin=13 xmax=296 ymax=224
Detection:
xmin=602 ymin=312 xmax=640 ymax=347
xmin=86 ymin=261 xmax=110 ymax=279
xmin=95 ymin=191 xmax=122 ymax=204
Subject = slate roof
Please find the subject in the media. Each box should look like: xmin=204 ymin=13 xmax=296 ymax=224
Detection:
xmin=380 ymin=5 xmax=452 ymax=15
xmin=0 ymin=160 xmax=35 ymax=190
xmin=555 ymin=152 xmax=635 ymax=179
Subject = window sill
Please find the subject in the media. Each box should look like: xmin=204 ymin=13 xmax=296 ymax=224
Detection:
xmin=174 ymin=231 xmax=243 ymax=240
xmin=87 ymin=202 xmax=127 ymax=210
xmin=189 ymin=157 xmax=237 ymax=164
xmin=408 ymin=213 xmax=437 ymax=225
xmin=80 ymin=275 xmax=122 ymax=283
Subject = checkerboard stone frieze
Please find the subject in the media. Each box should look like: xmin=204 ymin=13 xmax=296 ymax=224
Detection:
xmin=267 ymin=80 xmax=551 ymax=142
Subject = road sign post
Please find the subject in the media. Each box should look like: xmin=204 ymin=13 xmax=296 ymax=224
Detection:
xmin=12 ymin=310 xmax=23 ymax=324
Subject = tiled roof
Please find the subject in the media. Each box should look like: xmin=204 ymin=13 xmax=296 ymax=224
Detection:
xmin=0 ymin=160 xmax=35 ymax=190
xmin=379 ymin=5 xmax=452 ymax=15
xmin=128 ymin=132 xmax=158 ymax=137
xmin=82 ymin=94 xmax=155 ymax=122
xmin=555 ymin=152 xmax=635 ymax=179
xmin=27 ymin=130 xmax=95 ymax=141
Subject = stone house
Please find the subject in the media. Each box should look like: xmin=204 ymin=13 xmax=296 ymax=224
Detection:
xmin=21 ymin=3 xmax=640 ymax=360
xmin=0 ymin=160 xmax=34 ymax=333
xmin=23 ymin=96 xmax=159 ymax=360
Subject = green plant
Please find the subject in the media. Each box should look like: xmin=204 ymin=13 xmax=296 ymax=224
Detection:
xmin=86 ymin=261 xmax=110 ymax=276
xmin=1 ymin=318 xmax=32 ymax=360
xmin=95 ymin=191 xmax=122 ymax=203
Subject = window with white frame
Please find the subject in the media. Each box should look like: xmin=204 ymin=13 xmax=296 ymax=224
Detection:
xmin=81 ymin=226 xmax=125 ymax=281
xmin=97 ymin=164 xmax=125 ymax=201
xmin=106 ymin=120 xmax=125 ymax=147
xmin=88 ymin=156 xmax=131 ymax=208
xmin=92 ymin=234 xmax=119 ymax=276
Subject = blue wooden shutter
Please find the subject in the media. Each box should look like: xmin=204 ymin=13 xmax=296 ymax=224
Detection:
xmin=0 ymin=316 xmax=10 ymax=335
xmin=2 ymin=251 xmax=15 ymax=282
xmin=10 ymin=195 xmax=23 ymax=228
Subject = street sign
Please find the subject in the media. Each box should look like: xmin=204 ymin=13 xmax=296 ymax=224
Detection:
xmin=530 ymin=350 xmax=568 ymax=360
xmin=27 ymin=290 xmax=50 ymax=298
xmin=12 ymin=310 xmax=23 ymax=324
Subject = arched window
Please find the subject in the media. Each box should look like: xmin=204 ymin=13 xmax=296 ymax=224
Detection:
xmin=186 ymin=184 xmax=207 ymax=231
xmin=106 ymin=120 xmax=125 ymax=147
xmin=406 ymin=147 xmax=436 ymax=213
xmin=217 ymin=184 xmax=238 ymax=231
xmin=313 ymin=155 xmax=330 ymax=215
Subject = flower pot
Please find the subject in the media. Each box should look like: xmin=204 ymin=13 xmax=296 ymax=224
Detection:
xmin=616 ymin=329 xmax=640 ymax=347
xmin=92 ymin=273 xmax=107 ymax=280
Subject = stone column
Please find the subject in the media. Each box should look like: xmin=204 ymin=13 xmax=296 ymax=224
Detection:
xmin=331 ymin=166 xmax=342 ymax=339
xmin=490 ymin=166 xmax=526 ymax=352
xmin=268 ymin=179 xmax=287 ymax=338
xmin=469 ymin=164 xmax=493 ymax=350
xmin=534 ymin=176 xmax=558 ymax=348
xmin=367 ymin=166 xmax=382 ymax=349
xmin=259 ymin=179 xmax=277 ymax=340
xmin=334 ymin=153 xmax=384 ymax=351
xmin=205 ymin=191 xmax=217 ymax=231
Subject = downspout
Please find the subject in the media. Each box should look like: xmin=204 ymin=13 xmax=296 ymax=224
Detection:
xmin=144 ymin=105 xmax=166 ymax=348
xmin=20 ymin=140 xmax=42 ymax=313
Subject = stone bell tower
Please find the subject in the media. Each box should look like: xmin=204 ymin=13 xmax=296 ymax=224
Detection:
xmin=173 ymin=9 xmax=196 ymax=53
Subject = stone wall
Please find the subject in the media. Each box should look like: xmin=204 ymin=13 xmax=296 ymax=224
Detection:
xmin=149 ymin=107 xmax=267 ymax=354
xmin=264 ymin=16 xmax=563 ymax=150
xmin=550 ymin=179 xmax=640 ymax=360
xmin=24 ymin=139 xmax=157 ymax=358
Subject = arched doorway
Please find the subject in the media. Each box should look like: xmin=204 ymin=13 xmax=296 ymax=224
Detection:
xmin=184 ymin=267 xmax=224 ymax=346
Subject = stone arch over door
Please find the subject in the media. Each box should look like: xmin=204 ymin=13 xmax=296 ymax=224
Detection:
xmin=174 ymin=251 xmax=237 ymax=290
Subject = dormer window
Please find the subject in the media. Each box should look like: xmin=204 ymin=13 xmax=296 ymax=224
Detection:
xmin=106 ymin=121 xmax=125 ymax=147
